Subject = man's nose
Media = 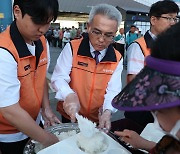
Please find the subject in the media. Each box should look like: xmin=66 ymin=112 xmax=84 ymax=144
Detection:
xmin=98 ymin=34 xmax=105 ymax=42
xmin=38 ymin=24 xmax=50 ymax=34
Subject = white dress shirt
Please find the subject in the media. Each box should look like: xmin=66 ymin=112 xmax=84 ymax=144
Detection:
xmin=51 ymin=42 xmax=123 ymax=113
xmin=127 ymin=30 xmax=156 ymax=75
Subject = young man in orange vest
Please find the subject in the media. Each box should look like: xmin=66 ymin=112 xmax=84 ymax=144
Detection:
xmin=51 ymin=4 xmax=123 ymax=132
xmin=0 ymin=0 xmax=60 ymax=153
xmin=127 ymin=0 xmax=179 ymax=83
xmin=125 ymin=0 xmax=179 ymax=129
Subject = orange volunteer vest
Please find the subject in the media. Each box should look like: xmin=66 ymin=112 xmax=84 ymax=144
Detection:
xmin=0 ymin=21 xmax=48 ymax=134
xmin=57 ymin=36 xmax=122 ymax=122
xmin=134 ymin=31 xmax=154 ymax=58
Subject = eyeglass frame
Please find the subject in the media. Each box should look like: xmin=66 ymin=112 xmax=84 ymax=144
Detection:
xmin=90 ymin=29 xmax=115 ymax=41
xmin=156 ymin=16 xmax=179 ymax=23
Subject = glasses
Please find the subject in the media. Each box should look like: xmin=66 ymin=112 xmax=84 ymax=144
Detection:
xmin=157 ymin=16 xmax=179 ymax=23
xmin=90 ymin=30 xmax=114 ymax=41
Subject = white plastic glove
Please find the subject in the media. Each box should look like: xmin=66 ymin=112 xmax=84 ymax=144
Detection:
xmin=63 ymin=93 xmax=80 ymax=122
xmin=98 ymin=109 xmax=112 ymax=133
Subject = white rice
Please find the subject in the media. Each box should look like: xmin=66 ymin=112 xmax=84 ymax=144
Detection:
xmin=54 ymin=130 xmax=77 ymax=140
xmin=77 ymin=132 xmax=109 ymax=154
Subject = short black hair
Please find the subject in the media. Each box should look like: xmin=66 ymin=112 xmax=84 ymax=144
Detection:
xmin=151 ymin=22 xmax=180 ymax=61
xmin=149 ymin=0 xmax=179 ymax=18
xmin=130 ymin=25 xmax=136 ymax=28
xmin=13 ymin=0 xmax=59 ymax=24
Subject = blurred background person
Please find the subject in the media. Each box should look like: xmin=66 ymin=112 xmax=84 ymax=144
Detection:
xmin=45 ymin=27 xmax=53 ymax=46
xmin=53 ymin=27 xmax=60 ymax=47
xmin=70 ymin=26 xmax=77 ymax=40
xmin=125 ymin=25 xmax=138 ymax=48
xmin=114 ymin=28 xmax=125 ymax=58
xmin=75 ymin=28 xmax=82 ymax=39
xmin=62 ymin=28 xmax=71 ymax=47
xmin=58 ymin=27 xmax=64 ymax=48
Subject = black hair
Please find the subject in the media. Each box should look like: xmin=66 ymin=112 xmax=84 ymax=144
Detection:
xmin=130 ymin=25 xmax=136 ymax=28
xmin=149 ymin=0 xmax=179 ymax=18
xmin=13 ymin=0 xmax=59 ymax=24
xmin=151 ymin=22 xmax=180 ymax=61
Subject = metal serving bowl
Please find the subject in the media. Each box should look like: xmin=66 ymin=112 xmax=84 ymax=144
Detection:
xmin=23 ymin=123 xmax=80 ymax=154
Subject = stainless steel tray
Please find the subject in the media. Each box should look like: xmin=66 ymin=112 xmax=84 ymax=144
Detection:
xmin=23 ymin=123 xmax=80 ymax=154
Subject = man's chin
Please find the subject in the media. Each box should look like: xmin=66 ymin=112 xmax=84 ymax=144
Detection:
xmin=34 ymin=35 xmax=42 ymax=40
xmin=95 ymin=46 xmax=106 ymax=51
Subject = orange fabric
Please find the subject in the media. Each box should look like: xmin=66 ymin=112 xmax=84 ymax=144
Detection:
xmin=0 ymin=27 xmax=47 ymax=134
xmin=57 ymin=39 xmax=122 ymax=122
xmin=127 ymin=37 xmax=151 ymax=83
xmin=135 ymin=36 xmax=151 ymax=57
xmin=59 ymin=30 xmax=63 ymax=40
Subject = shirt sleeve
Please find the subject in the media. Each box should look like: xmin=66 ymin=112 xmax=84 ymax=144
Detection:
xmin=126 ymin=42 xmax=145 ymax=75
xmin=0 ymin=48 xmax=20 ymax=107
xmin=103 ymin=58 xmax=123 ymax=113
xmin=51 ymin=43 xmax=75 ymax=101
xmin=46 ymin=40 xmax=50 ymax=70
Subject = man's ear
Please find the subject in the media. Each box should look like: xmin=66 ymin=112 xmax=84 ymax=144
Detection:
xmin=150 ymin=16 xmax=157 ymax=26
xmin=13 ymin=5 xmax=22 ymax=20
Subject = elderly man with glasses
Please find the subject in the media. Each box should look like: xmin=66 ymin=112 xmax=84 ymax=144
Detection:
xmin=51 ymin=4 xmax=123 ymax=131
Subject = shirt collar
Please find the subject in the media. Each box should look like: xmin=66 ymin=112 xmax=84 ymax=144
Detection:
xmin=89 ymin=41 xmax=107 ymax=57
xmin=76 ymin=34 xmax=118 ymax=62
xmin=148 ymin=30 xmax=157 ymax=40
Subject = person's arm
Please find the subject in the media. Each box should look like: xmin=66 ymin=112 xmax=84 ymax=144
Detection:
xmin=51 ymin=43 xmax=80 ymax=121
xmin=126 ymin=42 xmax=145 ymax=83
xmin=115 ymin=129 xmax=156 ymax=151
xmin=41 ymin=80 xmax=61 ymax=128
xmin=98 ymin=58 xmax=123 ymax=131
xmin=0 ymin=104 xmax=59 ymax=147
xmin=51 ymin=43 xmax=74 ymax=100
xmin=0 ymin=49 xmax=58 ymax=147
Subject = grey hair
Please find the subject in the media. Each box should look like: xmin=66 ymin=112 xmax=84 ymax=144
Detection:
xmin=88 ymin=4 xmax=122 ymax=27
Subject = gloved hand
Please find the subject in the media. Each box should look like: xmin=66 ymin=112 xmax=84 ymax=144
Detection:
xmin=41 ymin=107 xmax=61 ymax=128
xmin=98 ymin=109 xmax=112 ymax=133
xmin=63 ymin=93 xmax=80 ymax=122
